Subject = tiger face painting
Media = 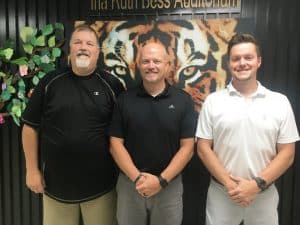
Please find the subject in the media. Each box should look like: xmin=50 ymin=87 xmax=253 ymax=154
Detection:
xmin=80 ymin=18 xmax=239 ymax=111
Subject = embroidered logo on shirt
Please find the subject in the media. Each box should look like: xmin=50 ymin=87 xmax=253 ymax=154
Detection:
xmin=168 ymin=104 xmax=175 ymax=109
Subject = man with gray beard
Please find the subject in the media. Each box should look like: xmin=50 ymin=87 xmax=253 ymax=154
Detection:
xmin=21 ymin=25 xmax=124 ymax=225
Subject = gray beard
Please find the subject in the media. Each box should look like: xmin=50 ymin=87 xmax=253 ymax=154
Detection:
xmin=75 ymin=57 xmax=90 ymax=68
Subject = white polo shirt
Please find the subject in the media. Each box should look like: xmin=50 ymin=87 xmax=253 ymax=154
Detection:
xmin=196 ymin=82 xmax=299 ymax=179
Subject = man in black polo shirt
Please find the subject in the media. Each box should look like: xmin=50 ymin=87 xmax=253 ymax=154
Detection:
xmin=109 ymin=41 xmax=197 ymax=225
xmin=21 ymin=25 xmax=124 ymax=225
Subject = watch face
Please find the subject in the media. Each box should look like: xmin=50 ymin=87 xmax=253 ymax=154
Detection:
xmin=161 ymin=179 xmax=168 ymax=188
xmin=260 ymin=180 xmax=268 ymax=190
xmin=158 ymin=175 xmax=168 ymax=188
xmin=255 ymin=177 xmax=268 ymax=191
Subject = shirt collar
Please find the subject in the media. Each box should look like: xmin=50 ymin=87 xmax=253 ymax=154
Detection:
xmin=137 ymin=82 xmax=171 ymax=98
xmin=227 ymin=81 xmax=266 ymax=98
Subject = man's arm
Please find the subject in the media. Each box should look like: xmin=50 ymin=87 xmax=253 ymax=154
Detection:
xmin=110 ymin=136 xmax=140 ymax=182
xmin=229 ymin=143 xmax=295 ymax=207
xmin=160 ymin=138 xmax=194 ymax=181
xmin=196 ymin=138 xmax=259 ymax=207
xmin=137 ymin=138 xmax=194 ymax=197
xmin=197 ymin=138 xmax=238 ymax=191
xmin=110 ymin=136 xmax=195 ymax=197
xmin=22 ymin=124 xmax=45 ymax=193
xmin=260 ymin=143 xmax=295 ymax=183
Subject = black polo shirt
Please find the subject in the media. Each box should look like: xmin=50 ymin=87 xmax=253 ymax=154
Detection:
xmin=109 ymin=83 xmax=197 ymax=175
xmin=22 ymin=67 xmax=124 ymax=203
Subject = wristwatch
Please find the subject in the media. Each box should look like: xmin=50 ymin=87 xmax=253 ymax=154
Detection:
xmin=253 ymin=177 xmax=268 ymax=191
xmin=158 ymin=175 xmax=168 ymax=188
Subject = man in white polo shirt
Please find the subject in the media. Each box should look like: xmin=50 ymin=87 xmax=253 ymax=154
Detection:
xmin=196 ymin=33 xmax=299 ymax=225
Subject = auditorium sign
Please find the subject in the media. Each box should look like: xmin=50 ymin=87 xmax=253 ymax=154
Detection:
xmin=90 ymin=0 xmax=241 ymax=16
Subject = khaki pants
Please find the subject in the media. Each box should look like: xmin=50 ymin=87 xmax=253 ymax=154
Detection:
xmin=43 ymin=190 xmax=117 ymax=225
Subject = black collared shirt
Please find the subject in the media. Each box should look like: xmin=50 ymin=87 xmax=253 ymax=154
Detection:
xmin=109 ymin=83 xmax=197 ymax=175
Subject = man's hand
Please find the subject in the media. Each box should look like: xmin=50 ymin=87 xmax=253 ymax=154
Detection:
xmin=224 ymin=178 xmax=239 ymax=193
xmin=228 ymin=175 xmax=260 ymax=207
xmin=135 ymin=173 xmax=161 ymax=198
xmin=26 ymin=169 xmax=46 ymax=194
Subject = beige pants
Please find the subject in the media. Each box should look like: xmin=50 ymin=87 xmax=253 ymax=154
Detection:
xmin=43 ymin=190 xmax=117 ymax=225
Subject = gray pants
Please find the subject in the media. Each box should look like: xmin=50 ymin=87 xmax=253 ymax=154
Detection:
xmin=116 ymin=173 xmax=183 ymax=225
xmin=206 ymin=179 xmax=279 ymax=225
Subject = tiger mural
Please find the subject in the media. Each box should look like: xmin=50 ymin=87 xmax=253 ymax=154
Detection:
xmin=75 ymin=19 xmax=238 ymax=111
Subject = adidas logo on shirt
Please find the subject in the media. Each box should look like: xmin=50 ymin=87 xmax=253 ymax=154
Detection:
xmin=168 ymin=104 xmax=175 ymax=109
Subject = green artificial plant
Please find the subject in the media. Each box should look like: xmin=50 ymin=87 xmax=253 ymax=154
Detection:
xmin=0 ymin=23 xmax=65 ymax=126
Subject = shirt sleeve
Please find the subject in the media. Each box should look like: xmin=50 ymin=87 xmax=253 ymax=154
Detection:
xmin=108 ymin=94 xmax=125 ymax=138
xmin=277 ymin=96 xmax=300 ymax=143
xmin=180 ymin=94 xmax=198 ymax=138
xmin=195 ymin=95 xmax=213 ymax=139
xmin=21 ymin=75 xmax=48 ymax=128
xmin=100 ymin=70 xmax=125 ymax=98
